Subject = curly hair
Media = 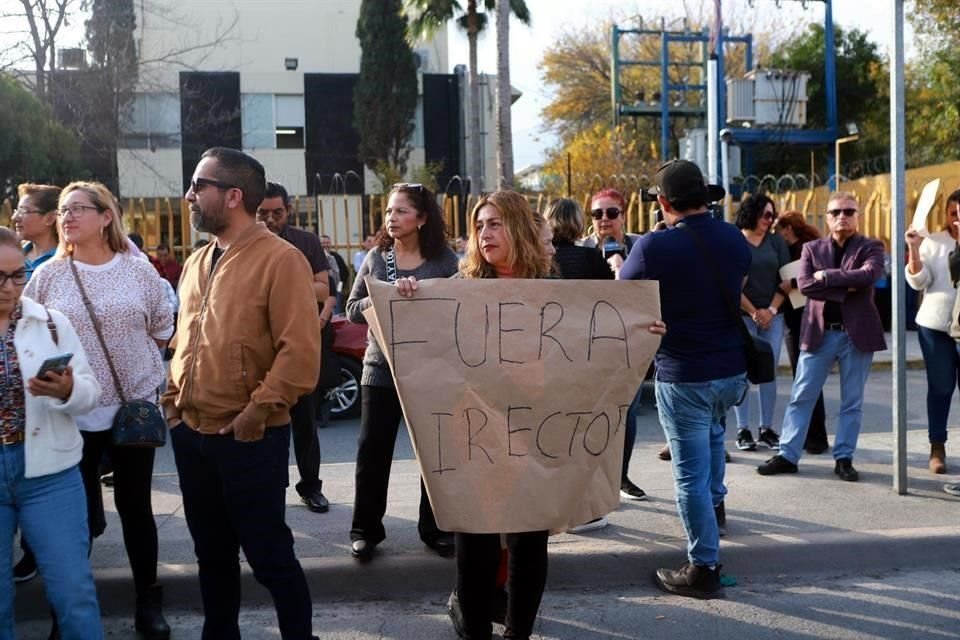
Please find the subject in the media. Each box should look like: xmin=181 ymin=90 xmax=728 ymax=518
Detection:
xmin=735 ymin=194 xmax=776 ymax=231
xmin=374 ymin=184 xmax=449 ymax=260
xmin=460 ymin=190 xmax=547 ymax=280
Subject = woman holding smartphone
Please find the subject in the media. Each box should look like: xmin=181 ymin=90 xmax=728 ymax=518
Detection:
xmin=25 ymin=182 xmax=174 ymax=639
xmin=0 ymin=226 xmax=104 ymax=638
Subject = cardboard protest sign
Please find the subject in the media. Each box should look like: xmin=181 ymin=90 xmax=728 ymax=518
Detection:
xmin=911 ymin=178 xmax=940 ymax=237
xmin=779 ymin=260 xmax=806 ymax=309
xmin=362 ymin=278 xmax=661 ymax=534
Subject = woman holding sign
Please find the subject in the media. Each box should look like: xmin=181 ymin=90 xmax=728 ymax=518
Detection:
xmin=446 ymin=191 xmax=553 ymax=640
xmin=906 ymin=188 xmax=960 ymax=474
xmin=345 ymin=183 xmax=460 ymax=561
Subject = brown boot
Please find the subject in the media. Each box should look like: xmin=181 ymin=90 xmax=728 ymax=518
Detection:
xmin=929 ymin=443 xmax=947 ymax=475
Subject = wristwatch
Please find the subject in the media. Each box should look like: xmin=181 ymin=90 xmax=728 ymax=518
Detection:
xmin=768 ymin=306 xmax=778 ymax=315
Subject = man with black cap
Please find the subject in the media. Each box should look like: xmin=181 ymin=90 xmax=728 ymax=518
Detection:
xmin=619 ymin=159 xmax=750 ymax=599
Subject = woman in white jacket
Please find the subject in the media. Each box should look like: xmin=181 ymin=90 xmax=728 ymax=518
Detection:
xmin=0 ymin=227 xmax=103 ymax=639
xmin=906 ymin=188 xmax=960 ymax=474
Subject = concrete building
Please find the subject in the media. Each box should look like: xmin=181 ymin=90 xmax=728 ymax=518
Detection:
xmin=117 ymin=0 xmax=506 ymax=198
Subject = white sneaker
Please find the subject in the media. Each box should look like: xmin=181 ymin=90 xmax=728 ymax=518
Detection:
xmin=567 ymin=516 xmax=609 ymax=534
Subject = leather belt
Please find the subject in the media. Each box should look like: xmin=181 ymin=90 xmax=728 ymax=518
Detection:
xmin=0 ymin=431 xmax=25 ymax=446
xmin=825 ymin=322 xmax=845 ymax=332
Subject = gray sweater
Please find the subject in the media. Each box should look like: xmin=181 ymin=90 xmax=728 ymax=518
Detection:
xmin=345 ymin=247 xmax=460 ymax=387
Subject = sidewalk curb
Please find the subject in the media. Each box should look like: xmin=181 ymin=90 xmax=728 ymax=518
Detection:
xmin=14 ymin=528 xmax=957 ymax=619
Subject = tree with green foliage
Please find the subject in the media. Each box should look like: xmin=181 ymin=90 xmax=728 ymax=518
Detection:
xmin=906 ymin=0 xmax=960 ymax=168
xmin=80 ymin=0 xmax=138 ymax=191
xmin=0 ymin=73 xmax=83 ymax=190
xmin=355 ymin=0 xmax=418 ymax=191
xmin=766 ymin=23 xmax=888 ymax=179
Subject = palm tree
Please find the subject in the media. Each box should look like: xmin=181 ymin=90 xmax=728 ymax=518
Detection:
xmin=404 ymin=0 xmax=529 ymax=195
xmin=495 ymin=0 xmax=531 ymax=189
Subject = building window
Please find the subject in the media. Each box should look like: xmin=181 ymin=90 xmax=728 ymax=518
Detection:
xmin=119 ymin=93 xmax=181 ymax=149
xmin=242 ymin=93 xmax=275 ymax=149
xmin=275 ymin=95 xmax=304 ymax=149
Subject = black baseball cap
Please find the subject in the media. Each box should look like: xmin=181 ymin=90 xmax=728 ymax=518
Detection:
xmin=643 ymin=160 xmax=725 ymax=204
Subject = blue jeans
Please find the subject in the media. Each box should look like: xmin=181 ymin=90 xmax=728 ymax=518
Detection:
xmin=734 ymin=314 xmax=785 ymax=431
xmin=655 ymin=373 xmax=748 ymax=566
xmin=0 ymin=443 xmax=102 ymax=640
xmin=779 ymin=331 xmax=874 ymax=465
xmin=170 ymin=425 xmax=315 ymax=640
xmin=917 ymin=326 xmax=960 ymax=444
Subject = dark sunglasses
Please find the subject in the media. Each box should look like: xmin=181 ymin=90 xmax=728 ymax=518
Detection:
xmin=393 ymin=183 xmax=423 ymax=192
xmin=591 ymin=207 xmax=621 ymax=220
xmin=190 ymin=177 xmax=238 ymax=193
xmin=827 ymin=208 xmax=858 ymax=217
xmin=762 ymin=210 xmax=776 ymax=221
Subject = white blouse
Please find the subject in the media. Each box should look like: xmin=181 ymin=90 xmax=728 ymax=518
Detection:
xmin=905 ymin=230 xmax=959 ymax=333
xmin=25 ymin=253 xmax=174 ymax=431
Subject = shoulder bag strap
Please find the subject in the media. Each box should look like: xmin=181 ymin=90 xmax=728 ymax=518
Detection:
xmin=44 ymin=309 xmax=59 ymax=346
xmin=384 ymin=249 xmax=398 ymax=284
xmin=675 ymin=222 xmax=754 ymax=346
xmin=68 ymin=257 xmax=127 ymax=404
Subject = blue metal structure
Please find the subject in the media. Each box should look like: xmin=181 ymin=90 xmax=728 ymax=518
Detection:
xmin=611 ymin=0 xmax=839 ymax=182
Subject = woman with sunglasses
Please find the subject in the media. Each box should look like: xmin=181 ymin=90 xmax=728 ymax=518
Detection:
xmin=906 ymin=188 xmax=960 ymax=474
xmin=346 ymin=183 xmax=459 ymax=562
xmin=581 ymin=188 xmax=641 ymax=275
xmin=0 ymin=226 xmax=104 ymax=639
xmin=734 ymin=194 xmax=790 ymax=453
xmin=24 ymin=182 xmax=174 ymax=640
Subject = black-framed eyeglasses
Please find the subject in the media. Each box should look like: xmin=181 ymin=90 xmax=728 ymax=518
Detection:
xmin=393 ymin=183 xmax=423 ymax=192
xmin=191 ymin=177 xmax=239 ymax=193
xmin=13 ymin=207 xmax=47 ymax=217
xmin=57 ymin=204 xmax=102 ymax=218
xmin=0 ymin=270 xmax=27 ymax=287
xmin=591 ymin=207 xmax=621 ymax=220
xmin=827 ymin=208 xmax=858 ymax=217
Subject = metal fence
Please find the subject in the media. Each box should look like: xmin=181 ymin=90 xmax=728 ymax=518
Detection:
xmin=3 ymin=159 xmax=959 ymax=256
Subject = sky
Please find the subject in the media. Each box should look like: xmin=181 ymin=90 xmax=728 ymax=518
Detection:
xmin=447 ymin=0 xmax=916 ymax=170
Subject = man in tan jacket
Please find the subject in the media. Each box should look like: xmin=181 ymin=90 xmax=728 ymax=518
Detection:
xmin=162 ymin=147 xmax=321 ymax=640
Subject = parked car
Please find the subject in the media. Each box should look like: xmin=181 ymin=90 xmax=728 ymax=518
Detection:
xmin=326 ymin=315 xmax=366 ymax=420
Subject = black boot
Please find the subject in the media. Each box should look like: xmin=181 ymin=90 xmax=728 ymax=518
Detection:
xmin=135 ymin=584 xmax=171 ymax=639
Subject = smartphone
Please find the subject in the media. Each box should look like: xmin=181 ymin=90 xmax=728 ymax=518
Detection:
xmin=36 ymin=353 xmax=73 ymax=379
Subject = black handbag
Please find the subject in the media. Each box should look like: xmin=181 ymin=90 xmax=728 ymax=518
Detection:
xmin=69 ymin=258 xmax=167 ymax=448
xmin=676 ymin=223 xmax=777 ymax=385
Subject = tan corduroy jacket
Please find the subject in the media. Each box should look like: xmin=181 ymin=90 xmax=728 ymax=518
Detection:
xmin=161 ymin=223 xmax=321 ymax=434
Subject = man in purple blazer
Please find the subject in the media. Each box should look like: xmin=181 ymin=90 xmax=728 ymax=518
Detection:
xmin=758 ymin=192 xmax=886 ymax=481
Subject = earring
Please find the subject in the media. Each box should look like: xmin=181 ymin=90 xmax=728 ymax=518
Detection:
xmin=418 ymin=224 xmax=423 ymax=231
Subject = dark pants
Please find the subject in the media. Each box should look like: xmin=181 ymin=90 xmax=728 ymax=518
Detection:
xmin=79 ymin=429 xmax=158 ymax=592
xmin=917 ymin=326 xmax=960 ymax=444
xmin=289 ymin=391 xmax=322 ymax=496
xmin=350 ymin=385 xmax=442 ymax=545
xmin=784 ymin=308 xmax=828 ymax=449
xmin=455 ymin=531 xmax=549 ymax=640
xmin=170 ymin=424 xmax=314 ymax=640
